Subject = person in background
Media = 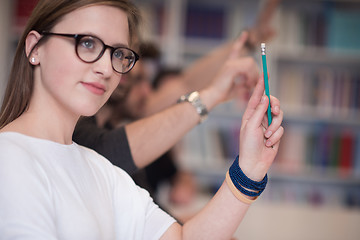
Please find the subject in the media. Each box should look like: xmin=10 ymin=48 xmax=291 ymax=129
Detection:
xmin=73 ymin=30 xmax=260 ymax=174
xmin=73 ymin=34 xmax=257 ymax=208
xmin=73 ymin=0 xmax=281 ymax=206
xmin=76 ymin=55 xmax=197 ymax=208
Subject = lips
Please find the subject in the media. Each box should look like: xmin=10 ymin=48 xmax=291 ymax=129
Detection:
xmin=81 ymin=82 xmax=106 ymax=95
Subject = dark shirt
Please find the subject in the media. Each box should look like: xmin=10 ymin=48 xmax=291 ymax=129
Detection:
xmin=73 ymin=116 xmax=137 ymax=174
xmin=73 ymin=115 xmax=177 ymax=201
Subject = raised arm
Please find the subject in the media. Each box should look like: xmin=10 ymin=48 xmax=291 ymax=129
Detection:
xmin=182 ymin=0 xmax=281 ymax=89
xmin=161 ymin=75 xmax=284 ymax=240
xmin=126 ymin=35 xmax=261 ymax=169
xmin=143 ymin=0 xmax=281 ymax=116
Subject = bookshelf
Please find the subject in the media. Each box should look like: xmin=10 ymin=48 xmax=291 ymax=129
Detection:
xmin=133 ymin=0 xmax=360 ymax=210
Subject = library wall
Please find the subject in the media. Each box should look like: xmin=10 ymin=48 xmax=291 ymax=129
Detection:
xmin=272 ymin=1 xmax=360 ymax=209
xmin=134 ymin=1 xmax=360 ymax=230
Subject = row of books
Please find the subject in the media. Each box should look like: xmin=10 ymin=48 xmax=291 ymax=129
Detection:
xmin=262 ymin=179 xmax=360 ymax=209
xmin=276 ymin=124 xmax=360 ymax=176
xmin=176 ymin=121 xmax=360 ymax=209
xmin=145 ymin=2 xmax=226 ymax=39
xmin=177 ymin=121 xmax=360 ymax=177
xmin=277 ymin=66 xmax=360 ymax=117
xmin=184 ymin=4 xmax=226 ymax=39
xmin=277 ymin=3 xmax=360 ymax=50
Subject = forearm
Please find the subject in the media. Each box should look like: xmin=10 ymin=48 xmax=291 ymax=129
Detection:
xmin=182 ymin=42 xmax=232 ymax=91
xmin=143 ymin=78 xmax=188 ymax=117
xmin=183 ymin=182 xmax=250 ymax=239
xmin=126 ymin=88 xmax=220 ymax=169
xmin=182 ymin=34 xmax=255 ymax=93
xmin=127 ymin=99 xmax=200 ymax=169
xmin=161 ymin=182 xmax=251 ymax=240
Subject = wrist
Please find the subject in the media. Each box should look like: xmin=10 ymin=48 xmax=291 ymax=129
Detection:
xmin=177 ymin=91 xmax=209 ymax=124
xmin=238 ymin=155 xmax=270 ymax=182
xmin=225 ymin=155 xmax=268 ymax=204
xmin=199 ymin=87 xmax=222 ymax=111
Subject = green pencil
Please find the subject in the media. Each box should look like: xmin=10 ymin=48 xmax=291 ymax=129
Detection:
xmin=261 ymin=43 xmax=272 ymax=126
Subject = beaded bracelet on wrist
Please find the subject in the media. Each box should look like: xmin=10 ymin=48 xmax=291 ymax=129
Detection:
xmin=226 ymin=155 xmax=268 ymax=204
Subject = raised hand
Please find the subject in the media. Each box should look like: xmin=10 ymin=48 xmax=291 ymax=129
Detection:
xmin=238 ymin=79 xmax=284 ymax=181
xmin=246 ymin=0 xmax=282 ymax=50
xmin=203 ymin=32 xmax=260 ymax=109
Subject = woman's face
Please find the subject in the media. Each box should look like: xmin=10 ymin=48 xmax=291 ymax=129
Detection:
xmin=34 ymin=5 xmax=130 ymax=117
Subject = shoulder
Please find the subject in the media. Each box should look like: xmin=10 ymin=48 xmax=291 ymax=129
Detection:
xmin=0 ymin=132 xmax=36 ymax=161
xmin=0 ymin=133 xmax=52 ymax=196
xmin=74 ymin=143 xmax=131 ymax=180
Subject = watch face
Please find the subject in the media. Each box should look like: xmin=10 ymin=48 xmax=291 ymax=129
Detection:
xmin=178 ymin=91 xmax=208 ymax=123
xmin=188 ymin=91 xmax=199 ymax=102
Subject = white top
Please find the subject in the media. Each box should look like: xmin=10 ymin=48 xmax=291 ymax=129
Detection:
xmin=0 ymin=132 xmax=175 ymax=240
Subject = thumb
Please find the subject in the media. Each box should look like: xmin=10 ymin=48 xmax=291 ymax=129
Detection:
xmin=228 ymin=31 xmax=248 ymax=60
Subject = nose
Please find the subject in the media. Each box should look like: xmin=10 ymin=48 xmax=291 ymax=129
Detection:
xmin=93 ymin=48 xmax=114 ymax=78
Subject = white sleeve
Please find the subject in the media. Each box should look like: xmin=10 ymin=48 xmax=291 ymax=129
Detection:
xmin=143 ymin=200 xmax=177 ymax=240
xmin=0 ymin=144 xmax=57 ymax=239
xmin=111 ymin=166 xmax=176 ymax=239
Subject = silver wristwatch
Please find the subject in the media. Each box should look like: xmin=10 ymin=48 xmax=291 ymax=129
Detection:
xmin=177 ymin=91 xmax=208 ymax=123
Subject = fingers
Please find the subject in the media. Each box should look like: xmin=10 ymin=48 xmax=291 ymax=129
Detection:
xmin=241 ymin=78 xmax=284 ymax=147
xmin=232 ymin=57 xmax=259 ymax=90
xmin=242 ymin=78 xmax=265 ymax=121
xmin=265 ymin=125 xmax=284 ymax=148
xmin=247 ymin=95 xmax=270 ymax=129
xmin=264 ymin=108 xmax=284 ymax=147
xmin=269 ymin=95 xmax=280 ymax=116
xmin=228 ymin=31 xmax=248 ymax=60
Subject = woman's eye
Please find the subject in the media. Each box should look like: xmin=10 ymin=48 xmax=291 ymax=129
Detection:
xmin=114 ymin=49 xmax=124 ymax=59
xmin=79 ymin=37 xmax=97 ymax=50
xmin=81 ymin=40 xmax=94 ymax=49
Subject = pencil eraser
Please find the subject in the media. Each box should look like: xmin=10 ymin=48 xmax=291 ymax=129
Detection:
xmin=261 ymin=43 xmax=266 ymax=48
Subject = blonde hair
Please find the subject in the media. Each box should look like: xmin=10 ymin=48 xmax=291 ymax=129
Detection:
xmin=0 ymin=0 xmax=141 ymax=128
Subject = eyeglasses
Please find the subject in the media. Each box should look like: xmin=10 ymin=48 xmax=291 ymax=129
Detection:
xmin=41 ymin=32 xmax=139 ymax=74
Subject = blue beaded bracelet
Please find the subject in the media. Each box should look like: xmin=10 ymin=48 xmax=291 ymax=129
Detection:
xmin=228 ymin=155 xmax=268 ymax=197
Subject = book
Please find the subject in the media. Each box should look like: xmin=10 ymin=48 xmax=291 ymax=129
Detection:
xmin=354 ymin=132 xmax=360 ymax=177
xmin=317 ymin=67 xmax=334 ymax=116
xmin=277 ymin=125 xmax=306 ymax=173
xmin=185 ymin=4 xmax=225 ymax=39
xmin=338 ymin=131 xmax=354 ymax=175
xmin=327 ymin=9 xmax=360 ymax=50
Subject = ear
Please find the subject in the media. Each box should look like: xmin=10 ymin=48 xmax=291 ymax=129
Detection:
xmin=25 ymin=30 xmax=42 ymax=65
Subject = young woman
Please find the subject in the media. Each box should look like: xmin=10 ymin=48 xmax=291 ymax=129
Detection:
xmin=0 ymin=0 xmax=284 ymax=239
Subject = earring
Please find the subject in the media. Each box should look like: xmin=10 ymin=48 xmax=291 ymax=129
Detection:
xmin=31 ymin=57 xmax=35 ymax=63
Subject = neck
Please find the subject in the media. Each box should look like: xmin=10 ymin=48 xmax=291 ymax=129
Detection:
xmin=1 ymin=108 xmax=78 ymax=145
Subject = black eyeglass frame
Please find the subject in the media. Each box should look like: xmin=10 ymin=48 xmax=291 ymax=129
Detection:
xmin=41 ymin=32 xmax=139 ymax=74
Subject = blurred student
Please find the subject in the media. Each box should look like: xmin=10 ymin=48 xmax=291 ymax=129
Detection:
xmin=73 ymin=0 xmax=281 ymax=206
xmin=76 ymin=57 xmax=197 ymax=206
xmin=73 ymin=0 xmax=281 ymax=202
xmin=73 ymin=33 xmax=259 ymax=206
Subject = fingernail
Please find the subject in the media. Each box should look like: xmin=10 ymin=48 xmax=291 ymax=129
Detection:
xmin=274 ymin=106 xmax=280 ymax=113
xmin=266 ymin=140 xmax=272 ymax=147
xmin=265 ymin=131 xmax=272 ymax=138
